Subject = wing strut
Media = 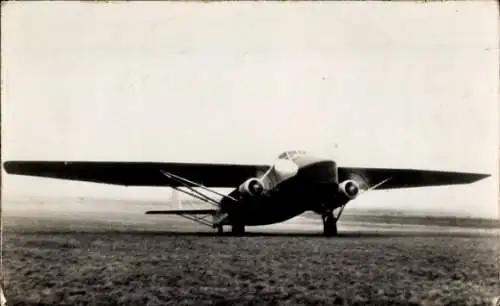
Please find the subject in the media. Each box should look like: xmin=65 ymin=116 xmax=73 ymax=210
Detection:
xmin=159 ymin=170 xmax=238 ymax=207
xmin=172 ymin=186 xmax=220 ymax=207
xmin=146 ymin=209 xmax=218 ymax=227
xmin=177 ymin=213 xmax=214 ymax=227
xmin=144 ymin=170 xmax=238 ymax=229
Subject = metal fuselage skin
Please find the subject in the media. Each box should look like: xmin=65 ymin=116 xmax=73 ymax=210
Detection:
xmin=220 ymin=154 xmax=342 ymax=226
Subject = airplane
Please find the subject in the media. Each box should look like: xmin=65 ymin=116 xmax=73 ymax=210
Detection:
xmin=2 ymin=150 xmax=490 ymax=236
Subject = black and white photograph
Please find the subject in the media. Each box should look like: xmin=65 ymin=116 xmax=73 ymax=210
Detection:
xmin=1 ymin=1 xmax=499 ymax=305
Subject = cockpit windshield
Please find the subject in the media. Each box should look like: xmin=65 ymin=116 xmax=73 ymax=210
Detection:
xmin=277 ymin=150 xmax=307 ymax=160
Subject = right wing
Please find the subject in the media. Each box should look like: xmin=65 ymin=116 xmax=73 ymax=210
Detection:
xmin=3 ymin=161 xmax=270 ymax=188
xmin=337 ymin=167 xmax=490 ymax=190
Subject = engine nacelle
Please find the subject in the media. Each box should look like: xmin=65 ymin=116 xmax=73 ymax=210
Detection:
xmin=238 ymin=178 xmax=265 ymax=197
xmin=338 ymin=180 xmax=360 ymax=200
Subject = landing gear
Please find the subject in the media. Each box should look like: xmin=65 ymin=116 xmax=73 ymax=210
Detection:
xmin=322 ymin=212 xmax=338 ymax=237
xmin=215 ymin=223 xmax=245 ymax=236
xmin=231 ymin=223 xmax=245 ymax=236
xmin=321 ymin=204 xmax=346 ymax=237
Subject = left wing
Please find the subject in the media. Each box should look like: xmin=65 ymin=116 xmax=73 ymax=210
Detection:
xmin=337 ymin=167 xmax=490 ymax=190
xmin=3 ymin=161 xmax=270 ymax=187
xmin=145 ymin=209 xmax=217 ymax=215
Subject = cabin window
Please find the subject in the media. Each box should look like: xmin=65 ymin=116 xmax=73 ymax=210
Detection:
xmin=277 ymin=150 xmax=307 ymax=160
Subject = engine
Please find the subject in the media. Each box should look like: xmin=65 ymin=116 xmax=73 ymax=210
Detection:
xmin=338 ymin=180 xmax=360 ymax=200
xmin=238 ymin=178 xmax=265 ymax=197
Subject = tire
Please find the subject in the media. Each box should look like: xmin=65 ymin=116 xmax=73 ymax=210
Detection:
xmin=231 ymin=224 xmax=245 ymax=236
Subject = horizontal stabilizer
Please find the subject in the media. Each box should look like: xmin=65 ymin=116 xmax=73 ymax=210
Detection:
xmin=145 ymin=209 xmax=218 ymax=215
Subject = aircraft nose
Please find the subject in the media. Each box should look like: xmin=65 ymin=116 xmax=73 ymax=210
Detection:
xmin=295 ymin=159 xmax=340 ymax=205
xmin=297 ymin=160 xmax=338 ymax=185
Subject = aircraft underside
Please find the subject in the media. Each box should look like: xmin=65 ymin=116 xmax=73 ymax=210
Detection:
xmin=147 ymin=168 xmax=348 ymax=237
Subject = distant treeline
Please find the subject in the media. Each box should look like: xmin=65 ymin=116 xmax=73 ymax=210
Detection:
xmin=340 ymin=214 xmax=500 ymax=229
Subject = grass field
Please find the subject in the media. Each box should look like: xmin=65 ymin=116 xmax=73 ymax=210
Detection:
xmin=301 ymin=212 xmax=500 ymax=229
xmin=2 ymin=215 xmax=500 ymax=306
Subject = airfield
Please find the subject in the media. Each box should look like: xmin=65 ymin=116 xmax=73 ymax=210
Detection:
xmin=2 ymin=198 xmax=499 ymax=305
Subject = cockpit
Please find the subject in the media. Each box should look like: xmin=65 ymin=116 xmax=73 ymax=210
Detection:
xmin=277 ymin=150 xmax=307 ymax=160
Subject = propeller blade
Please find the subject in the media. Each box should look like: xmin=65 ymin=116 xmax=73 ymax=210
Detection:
xmin=360 ymin=177 xmax=392 ymax=194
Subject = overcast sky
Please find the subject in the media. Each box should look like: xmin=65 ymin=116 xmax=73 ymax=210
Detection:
xmin=2 ymin=2 xmax=498 ymax=217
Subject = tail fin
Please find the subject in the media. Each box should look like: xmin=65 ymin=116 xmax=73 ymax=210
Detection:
xmin=171 ymin=189 xmax=183 ymax=209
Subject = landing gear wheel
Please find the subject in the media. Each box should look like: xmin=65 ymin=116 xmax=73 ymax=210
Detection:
xmin=323 ymin=213 xmax=338 ymax=237
xmin=231 ymin=224 xmax=245 ymax=236
xmin=217 ymin=225 xmax=224 ymax=235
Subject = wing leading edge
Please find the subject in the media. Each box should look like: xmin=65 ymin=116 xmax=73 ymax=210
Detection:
xmin=338 ymin=167 xmax=490 ymax=190
xmin=3 ymin=161 xmax=270 ymax=188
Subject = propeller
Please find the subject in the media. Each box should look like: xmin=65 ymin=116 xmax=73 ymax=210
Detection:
xmin=361 ymin=177 xmax=392 ymax=194
xmin=343 ymin=172 xmax=391 ymax=195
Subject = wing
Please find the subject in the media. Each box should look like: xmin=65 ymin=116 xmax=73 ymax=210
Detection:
xmin=145 ymin=209 xmax=217 ymax=215
xmin=3 ymin=161 xmax=270 ymax=187
xmin=337 ymin=167 xmax=490 ymax=190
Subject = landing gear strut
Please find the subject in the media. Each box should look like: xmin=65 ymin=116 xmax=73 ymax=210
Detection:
xmin=322 ymin=213 xmax=338 ymax=237
xmin=231 ymin=223 xmax=245 ymax=236
xmin=322 ymin=204 xmax=346 ymax=237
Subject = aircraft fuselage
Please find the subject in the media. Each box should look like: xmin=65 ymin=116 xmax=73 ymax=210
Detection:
xmin=220 ymin=153 xmax=346 ymax=226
